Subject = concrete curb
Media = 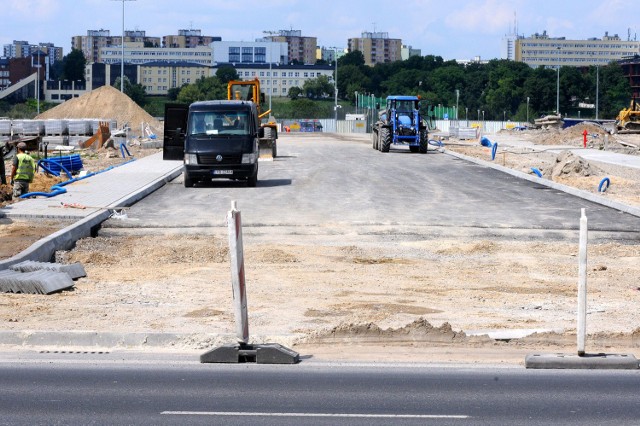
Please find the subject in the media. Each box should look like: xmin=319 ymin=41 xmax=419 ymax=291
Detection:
xmin=444 ymin=149 xmax=640 ymax=218
xmin=0 ymin=165 xmax=183 ymax=270
xmin=525 ymin=353 xmax=639 ymax=369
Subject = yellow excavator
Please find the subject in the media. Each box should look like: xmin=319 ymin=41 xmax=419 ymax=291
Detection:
xmin=227 ymin=79 xmax=278 ymax=158
xmin=615 ymin=98 xmax=640 ymax=133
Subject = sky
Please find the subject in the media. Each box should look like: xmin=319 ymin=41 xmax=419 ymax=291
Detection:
xmin=2 ymin=0 xmax=638 ymax=61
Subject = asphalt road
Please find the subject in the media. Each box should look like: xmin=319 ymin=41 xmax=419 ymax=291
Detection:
xmin=1 ymin=354 xmax=638 ymax=425
xmin=105 ymin=133 xmax=640 ymax=242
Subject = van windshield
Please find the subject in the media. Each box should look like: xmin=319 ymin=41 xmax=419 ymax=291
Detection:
xmin=189 ymin=111 xmax=251 ymax=136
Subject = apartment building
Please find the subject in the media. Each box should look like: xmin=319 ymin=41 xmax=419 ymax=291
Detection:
xmin=263 ymin=30 xmax=317 ymax=65
xmin=163 ymin=29 xmax=220 ymax=48
xmin=139 ymin=61 xmax=209 ymax=95
xmin=72 ymin=30 xmax=161 ymax=63
xmin=213 ymin=63 xmax=334 ymax=97
xmin=503 ymin=30 xmax=640 ymax=68
xmin=348 ymin=32 xmax=402 ymax=66
xmin=3 ymin=41 xmax=63 ymax=65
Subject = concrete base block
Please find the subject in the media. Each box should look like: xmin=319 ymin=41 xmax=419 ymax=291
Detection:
xmin=201 ymin=343 xmax=300 ymax=364
xmin=10 ymin=261 xmax=86 ymax=280
xmin=525 ymin=353 xmax=639 ymax=369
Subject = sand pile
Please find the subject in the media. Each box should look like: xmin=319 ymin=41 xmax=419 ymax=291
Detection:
xmin=547 ymin=150 xmax=603 ymax=178
xmin=36 ymin=86 xmax=162 ymax=137
xmin=534 ymin=123 xmax=610 ymax=146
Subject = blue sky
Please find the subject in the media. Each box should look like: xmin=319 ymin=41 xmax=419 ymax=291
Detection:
xmin=2 ymin=0 xmax=638 ymax=61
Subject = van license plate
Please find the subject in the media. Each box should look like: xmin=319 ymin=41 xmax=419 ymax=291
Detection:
xmin=213 ymin=170 xmax=233 ymax=175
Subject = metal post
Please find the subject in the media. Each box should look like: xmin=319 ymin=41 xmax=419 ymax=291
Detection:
xmin=465 ymin=107 xmax=468 ymax=126
xmin=269 ymin=60 xmax=272 ymax=114
xmin=455 ymin=89 xmax=460 ymax=120
xmin=334 ymin=48 xmax=338 ymax=124
xmin=577 ymin=208 xmax=588 ymax=356
xmin=111 ymin=0 xmax=136 ymax=92
xmin=36 ymin=47 xmax=40 ymax=115
xmin=121 ymin=0 xmax=124 ymax=92
xmin=355 ymin=91 xmax=358 ymax=115
xmin=595 ymin=65 xmax=599 ymax=120
xmin=526 ymin=97 xmax=530 ymax=124
xmin=556 ymin=47 xmax=561 ymax=115
xmin=228 ymin=200 xmax=249 ymax=344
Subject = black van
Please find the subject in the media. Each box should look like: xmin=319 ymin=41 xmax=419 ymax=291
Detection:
xmin=163 ymin=100 xmax=261 ymax=187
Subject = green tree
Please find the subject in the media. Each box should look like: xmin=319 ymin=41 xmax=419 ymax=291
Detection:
xmin=61 ymin=49 xmax=86 ymax=81
xmin=176 ymin=76 xmax=227 ymax=103
xmin=114 ymin=76 xmax=147 ymax=107
xmin=216 ymin=65 xmax=239 ymax=84
xmin=288 ymin=87 xmax=302 ymax=100
xmin=338 ymin=50 xmax=365 ymax=67
xmin=303 ymin=75 xmax=333 ymax=99
xmin=599 ymin=63 xmax=632 ymax=119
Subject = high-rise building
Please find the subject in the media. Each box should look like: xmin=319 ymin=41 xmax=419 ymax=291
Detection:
xmin=503 ymin=30 xmax=640 ymax=68
xmin=163 ymin=29 xmax=220 ymax=48
xmin=263 ymin=30 xmax=317 ymax=65
xmin=348 ymin=32 xmax=402 ymax=66
xmin=619 ymin=55 xmax=640 ymax=99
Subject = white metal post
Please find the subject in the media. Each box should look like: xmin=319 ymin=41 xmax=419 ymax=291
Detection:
xmin=228 ymin=201 xmax=249 ymax=344
xmin=577 ymin=208 xmax=588 ymax=356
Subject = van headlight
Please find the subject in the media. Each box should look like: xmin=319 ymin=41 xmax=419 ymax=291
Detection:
xmin=242 ymin=153 xmax=257 ymax=164
xmin=184 ymin=153 xmax=198 ymax=165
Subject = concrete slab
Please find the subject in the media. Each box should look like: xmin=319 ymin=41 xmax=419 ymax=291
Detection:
xmin=525 ymin=353 xmax=639 ymax=369
xmin=466 ymin=328 xmax=564 ymax=340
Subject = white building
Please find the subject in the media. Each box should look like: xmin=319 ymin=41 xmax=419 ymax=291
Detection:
xmin=503 ymin=31 xmax=640 ymax=68
xmin=211 ymin=41 xmax=287 ymax=65
xmin=213 ymin=63 xmax=334 ymax=97
xmin=99 ymin=43 xmax=212 ymax=66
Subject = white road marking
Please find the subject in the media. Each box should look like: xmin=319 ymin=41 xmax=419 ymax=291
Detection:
xmin=161 ymin=411 xmax=469 ymax=419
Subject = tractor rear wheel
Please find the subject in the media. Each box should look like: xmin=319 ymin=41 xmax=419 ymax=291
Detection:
xmin=379 ymin=128 xmax=391 ymax=152
xmin=419 ymin=130 xmax=428 ymax=153
xmin=372 ymin=129 xmax=378 ymax=150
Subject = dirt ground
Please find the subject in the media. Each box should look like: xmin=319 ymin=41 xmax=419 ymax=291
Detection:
xmin=1 ymin=126 xmax=640 ymax=362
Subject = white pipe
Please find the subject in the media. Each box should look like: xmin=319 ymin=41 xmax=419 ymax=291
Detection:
xmin=577 ymin=208 xmax=588 ymax=356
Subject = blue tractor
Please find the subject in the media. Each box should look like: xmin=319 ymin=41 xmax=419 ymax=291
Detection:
xmin=372 ymin=95 xmax=429 ymax=153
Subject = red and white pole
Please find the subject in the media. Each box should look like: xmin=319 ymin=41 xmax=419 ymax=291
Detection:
xmin=228 ymin=201 xmax=249 ymax=344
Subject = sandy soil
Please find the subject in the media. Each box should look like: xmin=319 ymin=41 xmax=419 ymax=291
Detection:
xmin=1 ymin=126 xmax=639 ymax=362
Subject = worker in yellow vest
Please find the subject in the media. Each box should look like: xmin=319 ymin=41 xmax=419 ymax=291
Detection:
xmin=10 ymin=142 xmax=35 ymax=198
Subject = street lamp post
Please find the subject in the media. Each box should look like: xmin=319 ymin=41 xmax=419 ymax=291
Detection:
xmin=455 ymin=89 xmax=460 ymax=121
xmin=112 ymin=0 xmax=136 ymax=92
xmin=526 ymin=96 xmax=530 ymax=124
xmin=556 ymin=46 xmax=561 ymax=115
xmin=465 ymin=107 xmax=468 ymax=126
